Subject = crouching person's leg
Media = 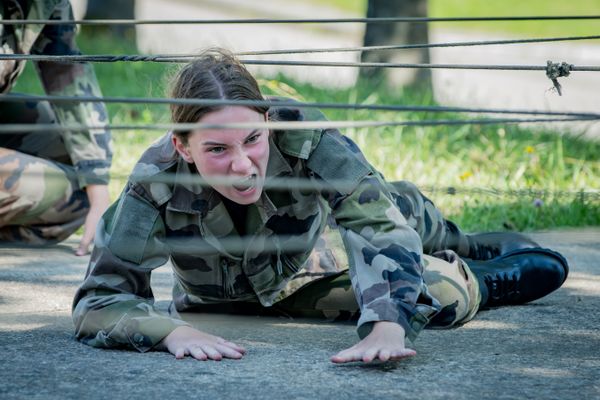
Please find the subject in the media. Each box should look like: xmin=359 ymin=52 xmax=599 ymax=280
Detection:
xmin=0 ymin=148 xmax=88 ymax=244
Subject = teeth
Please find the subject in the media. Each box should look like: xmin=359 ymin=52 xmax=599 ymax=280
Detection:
xmin=233 ymin=175 xmax=256 ymax=191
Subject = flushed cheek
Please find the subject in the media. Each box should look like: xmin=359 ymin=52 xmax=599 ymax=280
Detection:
xmin=250 ymin=145 xmax=269 ymax=173
xmin=196 ymin=154 xmax=230 ymax=176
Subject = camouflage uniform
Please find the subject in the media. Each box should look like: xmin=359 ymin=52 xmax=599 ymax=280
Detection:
xmin=73 ymin=104 xmax=481 ymax=352
xmin=0 ymin=0 xmax=112 ymax=243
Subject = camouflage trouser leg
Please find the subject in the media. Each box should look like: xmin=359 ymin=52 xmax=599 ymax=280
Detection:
xmin=388 ymin=180 xmax=472 ymax=257
xmin=421 ymin=251 xmax=481 ymax=328
xmin=275 ymin=250 xmax=480 ymax=329
xmin=0 ymin=100 xmax=88 ymax=244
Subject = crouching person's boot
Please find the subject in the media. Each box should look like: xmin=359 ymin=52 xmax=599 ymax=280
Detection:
xmin=465 ymin=232 xmax=540 ymax=260
xmin=467 ymin=248 xmax=569 ymax=309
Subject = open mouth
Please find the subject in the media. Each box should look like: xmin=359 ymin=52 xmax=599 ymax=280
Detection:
xmin=232 ymin=174 xmax=257 ymax=192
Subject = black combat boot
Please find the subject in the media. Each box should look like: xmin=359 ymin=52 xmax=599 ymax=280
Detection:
xmin=467 ymin=247 xmax=569 ymax=309
xmin=466 ymin=232 xmax=540 ymax=260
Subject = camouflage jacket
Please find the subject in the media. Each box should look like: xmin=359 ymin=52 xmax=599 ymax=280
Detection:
xmin=72 ymin=104 xmax=440 ymax=352
xmin=1 ymin=0 xmax=112 ymax=186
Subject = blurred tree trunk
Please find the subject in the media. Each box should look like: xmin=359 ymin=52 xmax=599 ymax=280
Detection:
xmin=83 ymin=0 xmax=137 ymax=46
xmin=360 ymin=0 xmax=431 ymax=90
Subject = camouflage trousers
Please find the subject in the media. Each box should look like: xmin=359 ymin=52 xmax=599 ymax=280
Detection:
xmin=0 ymin=99 xmax=89 ymax=244
xmin=172 ymin=181 xmax=481 ymax=331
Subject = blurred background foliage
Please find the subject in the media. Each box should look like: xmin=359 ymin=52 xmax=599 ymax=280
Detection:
xmin=314 ymin=0 xmax=600 ymax=36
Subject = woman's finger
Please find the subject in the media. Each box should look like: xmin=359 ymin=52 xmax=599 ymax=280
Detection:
xmin=378 ymin=349 xmax=391 ymax=362
xmin=174 ymin=347 xmax=185 ymax=359
xmin=389 ymin=348 xmax=417 ymax=360
xmin=221 ymin=340 xmax=246 ymax=354
xmin=331 ymin=348 xmax=362 ymax=363
xmin=214 ymin=344 xmax=244 ymax=359
xmin=361 ymin=347 xmax=379 ymax=363
xmin=188 ymin=345 xmax=208 ymax=361
xmin=200 ymin=345 xmax=223 ymax=361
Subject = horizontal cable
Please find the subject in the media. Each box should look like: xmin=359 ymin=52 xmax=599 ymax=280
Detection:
xmin=166 ymin=235 xmax=322 ymax=256
xmin=128 ymin=222 xmax=600 ymax=253
xmin=2 ymin=53 xmax=599 ymax=72
xmin=0 ymin=170 xmax=351 ymax=193
xmin=135 ymin=174 xmax=356 ymax=194
xmin=3 ymin=93 xmax=599 ymax=119
xmin=2 ymin=16 xmax=600 ymax=25
xmin=116 ymin=177 xmax=600 ymax=201
xmin=0 ymin=116 xmax=596 ymax=134
xmin=236 ymin=35 xmax=600 ymax=56
xmin=235 ymin=60 xmax=600 ymax=72
xmin=0 ymin=34 xmax=593 ymax=63
xmin=5 ymin=169 xmax=599 ymax=201
xmin=0 ymin=35 xmax=593 ymax=63
xmin=422 ymin=186 xmax=600 ymax=200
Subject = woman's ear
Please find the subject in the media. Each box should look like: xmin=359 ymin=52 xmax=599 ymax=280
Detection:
xmin=172 ymin=133 xmax=194 ymax=163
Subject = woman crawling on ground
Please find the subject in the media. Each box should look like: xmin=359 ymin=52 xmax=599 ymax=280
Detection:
xmin=72 ymin=48 xmax=568 ymax=363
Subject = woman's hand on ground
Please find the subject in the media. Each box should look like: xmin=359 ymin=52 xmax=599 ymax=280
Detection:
xmin=330 ymin=321 xmax=416 ymax=363
xmin=160 ymin=326 xmax=246 ymax=361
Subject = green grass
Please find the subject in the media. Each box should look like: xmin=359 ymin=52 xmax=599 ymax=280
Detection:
xmin=306 ymin=0 xmax=366 ymax=15
xmin=263 ymin=75 xmax=600 ymax=231
xmin=13 ymin=31 xmax=600 ymax=232
xmin=316 ymin=0 xmax=600 ymax=37
xmin=429 ymin=0 xmax=600 ymax=37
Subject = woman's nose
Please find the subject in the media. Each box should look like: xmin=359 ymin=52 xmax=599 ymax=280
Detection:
xmin=231 ymin=150 xmax=252 ymax=173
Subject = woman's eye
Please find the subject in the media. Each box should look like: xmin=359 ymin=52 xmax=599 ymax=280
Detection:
xmin=209 ymin=146 xmax=225 ymax=154
xmin=246 ymin=133 xmax=261 ymax=144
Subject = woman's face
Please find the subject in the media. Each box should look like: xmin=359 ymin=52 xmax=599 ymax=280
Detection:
xmin=173 ymin=106 xmax=270 ymax=205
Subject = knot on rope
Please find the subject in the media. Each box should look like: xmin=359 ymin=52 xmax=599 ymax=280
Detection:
xmin=546 ymin=61 xmax=573 ymax=96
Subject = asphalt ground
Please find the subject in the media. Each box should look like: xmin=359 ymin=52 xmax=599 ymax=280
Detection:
xmin=1 ymin=228 xmax=599 ymax=399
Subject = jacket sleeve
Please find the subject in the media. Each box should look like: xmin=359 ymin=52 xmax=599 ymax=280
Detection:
xmin=72 ymin=187 xmax=188 ymax=352
xmin=307 ymin=130 xmax=441 ymax=341
xmin=32 ymin=1 xmax=112 ymax=187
